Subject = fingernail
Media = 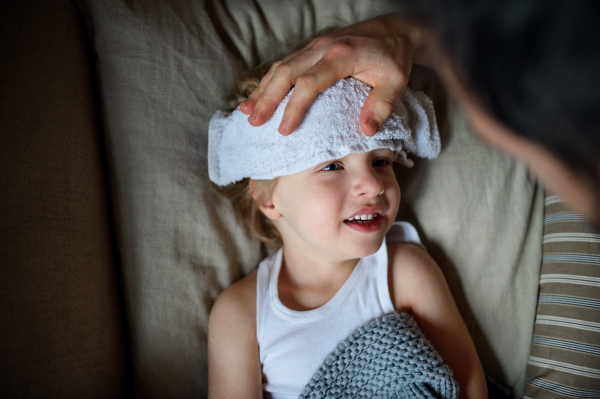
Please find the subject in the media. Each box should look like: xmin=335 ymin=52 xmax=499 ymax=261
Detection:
xmin=278 ymin=118 xmax=287 ymax=134
xmin=366 ymin=118 xmax=379 ymax=135
xmin=249 ymin=109 xmax=257 ymax=121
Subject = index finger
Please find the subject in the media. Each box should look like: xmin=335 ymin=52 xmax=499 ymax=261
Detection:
xmin=277 ymin=52 xmax=356 ymax=135
xmin=247 ymin=47 xmax=324 ymax=127
xmin=239 ymin=49 xmax=303 ymax=116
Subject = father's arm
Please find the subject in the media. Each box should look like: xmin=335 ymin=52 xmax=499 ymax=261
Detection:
xmin=240 ymin=13 xmax=432 ymax=136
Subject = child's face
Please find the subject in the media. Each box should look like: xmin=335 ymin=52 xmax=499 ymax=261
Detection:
xmin=266 ymin=148 xmax=401 ymax=261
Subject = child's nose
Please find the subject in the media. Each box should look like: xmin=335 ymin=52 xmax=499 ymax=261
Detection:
xmin=351 ymin=168 xmax=385 ymax=198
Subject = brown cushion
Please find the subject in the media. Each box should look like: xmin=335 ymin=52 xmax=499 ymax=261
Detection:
xmin=523 ymin=195 xmax=600 ymax=398
xmin=0 ymin=1 xmax=132 ymax=397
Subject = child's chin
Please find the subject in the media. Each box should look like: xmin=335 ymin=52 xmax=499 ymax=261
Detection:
xmin=345 ymin=239 xmax=385 ymax=259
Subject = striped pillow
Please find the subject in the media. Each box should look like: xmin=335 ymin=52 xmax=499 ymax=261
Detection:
xmin=523 ymin=195 xmax=600 ymax=398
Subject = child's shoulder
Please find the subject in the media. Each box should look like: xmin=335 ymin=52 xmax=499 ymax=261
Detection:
xmin=209 ymin=270 xmax=258 ymax=330
xmin=208 ymin=270 xmax=262 ymax=395
xmin=387 ymin=240 xmax=432 ymax=272
xmin=386 ymin=241 xmax=448 ymax=311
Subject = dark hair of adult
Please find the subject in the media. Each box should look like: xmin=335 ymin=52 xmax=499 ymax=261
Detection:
xmin=409 ymin=0 xmax=600 ymax=184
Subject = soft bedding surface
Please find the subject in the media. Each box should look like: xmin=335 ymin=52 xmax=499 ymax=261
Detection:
xmin=77 ymin=1 xmax=544 ymax=397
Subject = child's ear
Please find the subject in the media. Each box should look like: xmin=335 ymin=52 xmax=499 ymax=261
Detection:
xmin=258 ymin=198 xmax=281 ymax=221
xmin=249 ymin=179 xmax=281 ymax=220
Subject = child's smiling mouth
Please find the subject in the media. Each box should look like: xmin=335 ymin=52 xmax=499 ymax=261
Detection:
xmin=343 ymin=207 xmax=385 ymax=233
xmin=345 ymin=212 xmax=379 ymax=224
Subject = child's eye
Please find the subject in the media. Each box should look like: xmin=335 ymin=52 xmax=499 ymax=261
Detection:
xmin=322 ymin=162 xmax=342 ymax=171
xmin=373 ymin=158 xmax=391 ymax=167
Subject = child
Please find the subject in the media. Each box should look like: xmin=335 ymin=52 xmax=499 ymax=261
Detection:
xmin=207 ymin=70 xmax=487 ymax=398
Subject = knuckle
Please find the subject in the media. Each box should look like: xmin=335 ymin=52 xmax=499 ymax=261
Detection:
xmin=373 ymin=63 xmax=407 ymax=90
xmin=378 ymin=98 xmax=395 ymax=114
xmin=295 ymin=73 xmax=317 ymax=91
xmin=267 ymin=60 xmax=283 ymax=75
xmin=273 ymin=61 xmax=292 ymax=77
xmin=327 ymin=39 xmax=355 ymax=57
xmin=311 ymin=33 xmax=334 ymax=49
xmin=388 ymin=67 xmax=407 ymax=87
xmin=290 ymin=76 xmax=319 ymax=107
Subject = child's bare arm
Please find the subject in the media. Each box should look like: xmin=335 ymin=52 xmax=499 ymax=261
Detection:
xmin=208 ymin=271 xmax=262 ymax=399
xmin=388 ymin=243 xmax=488 ymax=399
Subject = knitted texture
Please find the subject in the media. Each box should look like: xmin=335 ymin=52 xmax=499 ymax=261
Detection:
xmin=299 ymin=313 xmax=459 ymax=399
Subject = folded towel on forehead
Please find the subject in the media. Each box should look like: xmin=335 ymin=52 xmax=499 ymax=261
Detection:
xmin=208 ymin=77 xmax=440 ymax=186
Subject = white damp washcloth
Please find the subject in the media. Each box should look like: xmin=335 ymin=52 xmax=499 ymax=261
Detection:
xmin=208 ymin=77 xmax=440 ymax=186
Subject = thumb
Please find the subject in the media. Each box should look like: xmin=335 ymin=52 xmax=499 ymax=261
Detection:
xmin=359 ymin=81 xmax=405 ymax=136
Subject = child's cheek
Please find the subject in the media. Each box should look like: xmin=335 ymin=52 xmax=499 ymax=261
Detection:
xmin=305 ymin=191 xmax=343 ymax=237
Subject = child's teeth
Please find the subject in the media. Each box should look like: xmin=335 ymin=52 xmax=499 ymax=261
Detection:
xmin=346 ymin=213 xmax=378 ymax=222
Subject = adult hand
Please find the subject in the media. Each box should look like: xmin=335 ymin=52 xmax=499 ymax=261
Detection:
xmin=239 ymin=13 xmax=431 ymax=136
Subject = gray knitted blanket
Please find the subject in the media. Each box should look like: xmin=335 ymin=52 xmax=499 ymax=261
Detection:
xmin=299 ymin=313 xmax=459 ymax=399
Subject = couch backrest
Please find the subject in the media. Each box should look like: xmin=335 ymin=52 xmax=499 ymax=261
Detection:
xmin=0 ymin=1 xmax=131 ymax=397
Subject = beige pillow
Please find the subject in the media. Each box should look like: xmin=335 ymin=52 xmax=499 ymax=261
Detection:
xmin=77 ymin=1 xmax=543 ymax=397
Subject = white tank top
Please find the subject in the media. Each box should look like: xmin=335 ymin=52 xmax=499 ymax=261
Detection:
xmin=256 ymin=222 xmax=422 ymax=399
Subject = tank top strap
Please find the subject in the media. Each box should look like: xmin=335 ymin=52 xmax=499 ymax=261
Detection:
xmin=373 ymin=237 xmax=396 ymax=314
xmin=256 ymin=249 xmax=283 ymax=343
xmin=386 ymin=221 xmax=425 ymax=249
